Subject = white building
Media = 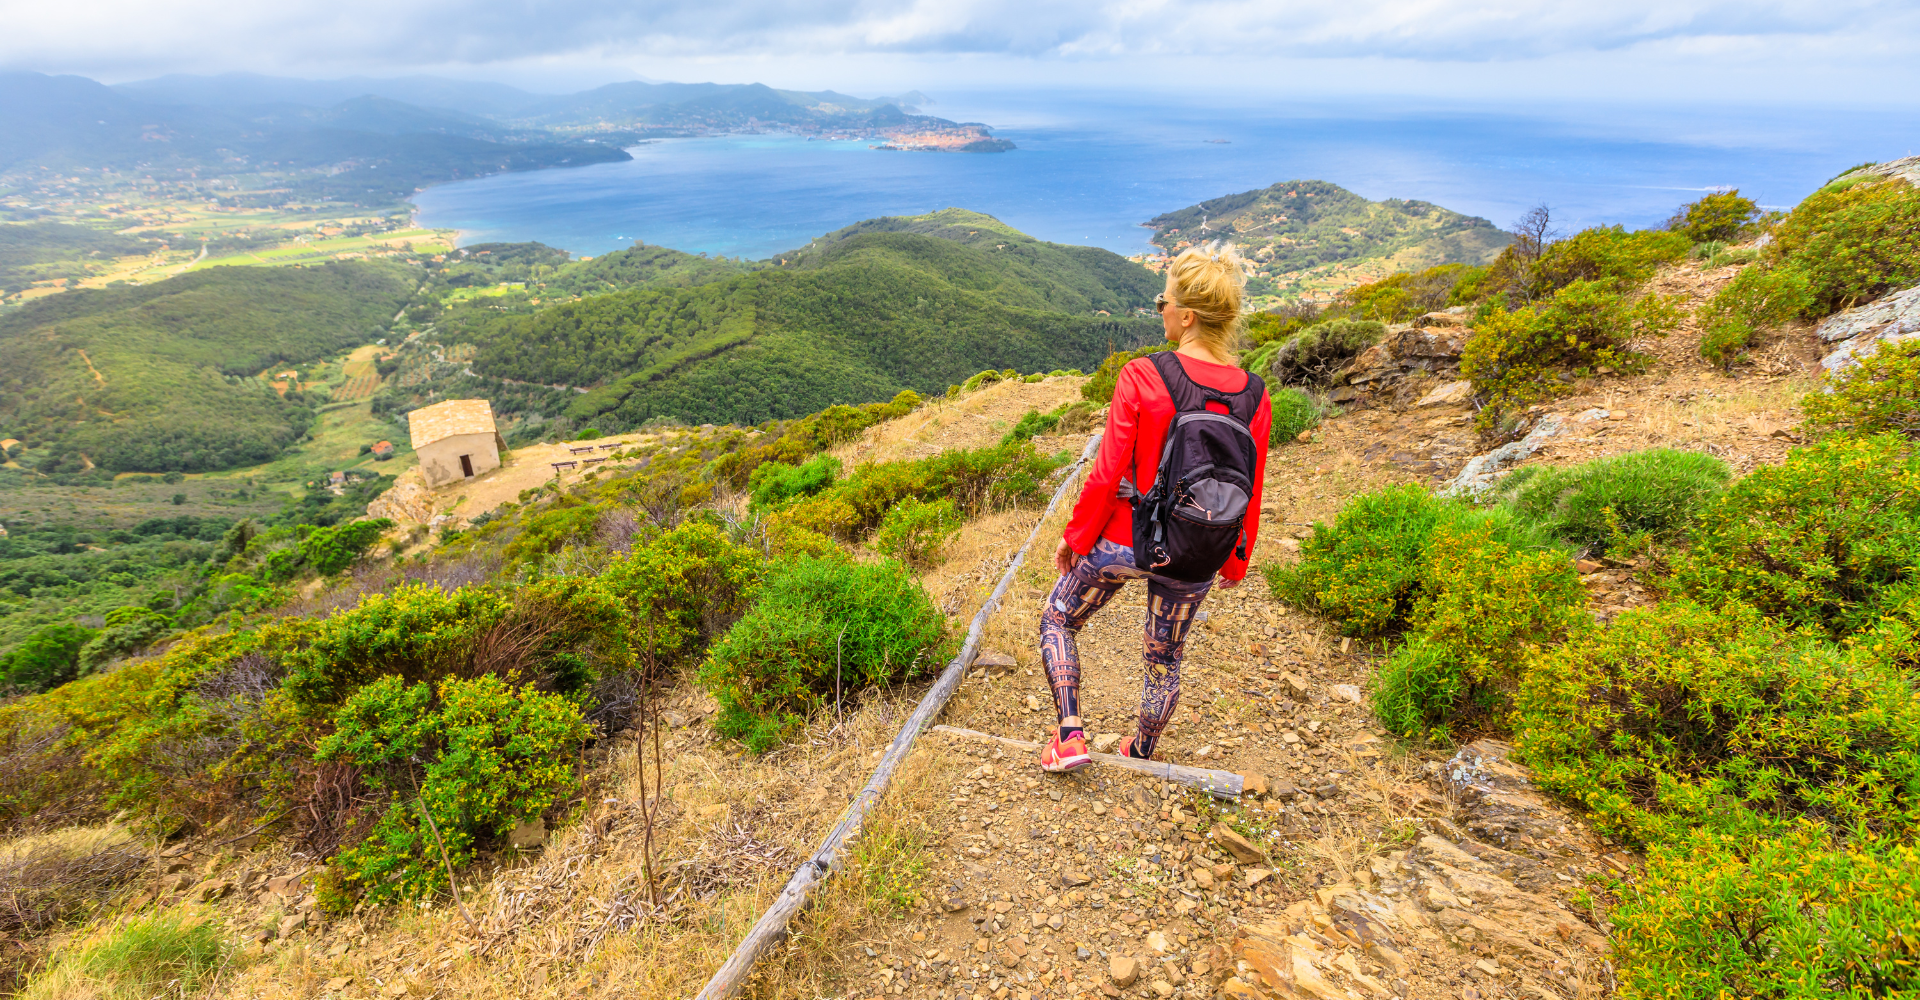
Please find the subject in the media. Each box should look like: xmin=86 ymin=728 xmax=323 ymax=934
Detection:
xmin=408 ymin=399 xmax=505 ymax=488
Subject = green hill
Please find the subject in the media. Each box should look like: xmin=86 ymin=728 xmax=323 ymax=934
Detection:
xmin=447 ymin=210 xmax=1161 ymax=428
xmin=1147 ymin=180 xmax=1511 ymax=295
xmin=0 ymin=262 xmax=416 ymax=472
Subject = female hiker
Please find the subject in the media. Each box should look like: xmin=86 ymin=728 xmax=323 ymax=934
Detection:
xmin=1038 ymin=244 xmax=1272 ymax=770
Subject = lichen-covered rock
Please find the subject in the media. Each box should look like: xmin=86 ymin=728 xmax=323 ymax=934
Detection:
xmin=1818 ymin=284 xmax=1920 ymax=374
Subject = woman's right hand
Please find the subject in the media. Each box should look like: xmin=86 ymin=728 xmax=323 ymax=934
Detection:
xmin=1054 ymin=538 xmax=1080 ymax=577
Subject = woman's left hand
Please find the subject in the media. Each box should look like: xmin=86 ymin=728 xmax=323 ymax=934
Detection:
xmin=1218 ymin=575 xmax=1242 ymax=590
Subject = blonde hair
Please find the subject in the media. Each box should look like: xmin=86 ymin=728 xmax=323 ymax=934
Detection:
xmin=1165 ymin=241 xmax=1246 ymax=360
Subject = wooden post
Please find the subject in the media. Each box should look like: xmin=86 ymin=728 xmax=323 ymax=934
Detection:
xmin=927 ymin=725 xmax=1242 ymax=797
xmin=691 ymin=434 xmax=1103 ymax=1000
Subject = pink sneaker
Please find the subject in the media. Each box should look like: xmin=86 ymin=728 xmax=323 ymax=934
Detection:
xmin=1040 ymin=730 xmax=1091 ymax=772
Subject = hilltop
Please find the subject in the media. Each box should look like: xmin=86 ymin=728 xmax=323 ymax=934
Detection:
xmin=447 ymin=211 xmax=1161 ymax=428
xmin=1147 ymin=179 xmax=1511 ymax=303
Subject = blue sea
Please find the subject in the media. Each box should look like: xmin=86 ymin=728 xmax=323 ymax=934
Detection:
xmin=411 ymin=92 xmax=1920 ymax=260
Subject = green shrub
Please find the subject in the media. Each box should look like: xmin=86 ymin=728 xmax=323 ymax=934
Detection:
xmin=873 ymin=497 xmax=962 ymax=568
xmin=1265 ymin=485 xmax=1558 ymax=638
xmin=0 ymin=623 xmax=96 ymax=692
xmin=1695 ymin=266 xmax=1813 ymax=367
xmin=1336 ymin=264 xmax=1484 ymax=322
xmin=317 ymin=674 xmax=590 ymax=906
xmin=1667 ymin=190 xmax=1761 ymax=244
xmin=1514 ymin=599 xmax=1920 ymax=845
xmin=1766 ymin=177 xmax=1920 ymax=314
xmin=1462 ymin=281 xmax=1682 ymax=434
xmin=1612 ymin=825 xmax=1920 ymax=1000
xmin=1268 ymin=388 xmax=1321 ymax=446
xmin=76 ymin=608 xmax=171 ymax=673
xmin=600 ymin=520 xmax=763 ymax=668
xmin=1496 ymin=448 xmax=1730 ymax=554
xmin=770 ymin=442 xmax=1066 ymax=541
xmin=748 ymin=454 xmax=839 ymax=511
xmin=503 ymin=499 xmax=604 ymax=561
xmin=22 ymin=911 xmax=229 ymax=1000
xmin=1003 ymin=403 xmax=1091 ymax=444
xmin=1525 ymin=227 xmax=1692 ymax=299
xmin=1082 ymin=344 xmax=1171 ymax=404
xmin=1803 ymin=337 xmax=1920 ymax=439
xmin=1671 ymin=434 xmax=1920 ymax=639
xmin=703 ymin=557 xmax=953 ymax=752
xmin=299 ymin=517 xmax=394 ymax=575
xmin=1369 ymin=521 xmax=1585 ymax=738
xmin=1270 ymin=319 xmax=1384 ymax=385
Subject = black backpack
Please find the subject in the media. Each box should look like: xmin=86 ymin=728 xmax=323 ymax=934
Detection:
xmin=1120 ymin=352 xmax=1266 ymax=582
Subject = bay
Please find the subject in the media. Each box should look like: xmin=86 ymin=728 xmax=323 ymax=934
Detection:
xmin=410 ymin=92 xmax=1918 ymax=260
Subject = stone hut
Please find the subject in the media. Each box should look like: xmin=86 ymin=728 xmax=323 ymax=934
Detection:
xmin=408 ymin=399 xmax=505 ymax=488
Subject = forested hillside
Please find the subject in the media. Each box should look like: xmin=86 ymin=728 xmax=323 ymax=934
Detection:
xmin=1147 ymin=179 xmax=1511 ymax=293
xmin=446 ymin=214 xmax=1161 ymax=428
xmin=0 ymin=262 xmax=416 ymax=471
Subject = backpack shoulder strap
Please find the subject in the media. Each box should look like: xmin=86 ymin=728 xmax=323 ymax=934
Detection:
xmin=1147 ymin=351 xmax=1210 ymax=414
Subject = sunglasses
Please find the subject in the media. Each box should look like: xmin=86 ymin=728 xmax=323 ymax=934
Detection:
xmin=1154 ymin=292 xmax=1170 ymax=313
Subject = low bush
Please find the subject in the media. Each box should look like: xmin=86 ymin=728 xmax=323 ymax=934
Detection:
xmin=1765 ymin=176 xmax=1920 ymax=314
xmin=1003 ymin=402 xmax=1093 ymax=444
xmin=1514 ymin=599 xmax=1920 ymax=845
xmin=76 ymin=608 xmax=171 ymax=674
xmin=299 ymin=517 xmax=394 ymax=575
xmin=748 ymin=454 xmax=839 ymax=511
xmin=1268 ymin=388 xmax=1321 ymax=446
xmin=599 ymin=521 xmax=762 ymax=670
xmin=1269 ymin=319 xmax=1384 ymax=385
xmin=1496 ymin=448 xmax=1730 ymax=554
xmin=1666 ymin=190 xmax=1761 ymax=244
xmin=770 ymin=442 xmax=1067 ymax=541
xmin=1082 ymin=344 xmax=1172 ymax=404
xmin=1462 ymin=281 xmax=1682 ymax=435
xmin=1266 ymin=485 xmax=1559 ymax=638
xmin=1369 ymin=521 xmax=1585 ymax=739
xmin=1694 ymin=265 xmax=1812 ymax=367
xmin=703 ymin=557 xmax=953 ymax=752
xmin=502 ymin=499 xmax=605 ymax=562
xmin=21 ymin=911 xmax=228 ymax=1000
xmin=1671 ymin=434 xmax=1920 ymax=639
xmin=1803 ymin=337 xmax=1920 ymax=438
xmin=0 ymin=625 xmax=95 ymax=693
xmin=873 ymin=497 xmax=962 ymax=568
xmin=316 ymin=674 xmax=590 ymax=906
xmin=1336 ymin=264 xmax=1485 ymax=323
xmin=1611 ymin=824 xmax=1920 ymax=1000
xmin=1525 ymin=227 xmax=1692 ymax=300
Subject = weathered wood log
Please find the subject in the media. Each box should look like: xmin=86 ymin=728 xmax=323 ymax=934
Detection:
xmin=691 ymin=434 xmax=1103 ymax=1000
xmin=929 ymin=725 xmax=1243 ymax=798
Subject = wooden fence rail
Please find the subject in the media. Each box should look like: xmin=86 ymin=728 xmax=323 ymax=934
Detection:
xmin=691 ymin=433 xmax=1105 ymax=1000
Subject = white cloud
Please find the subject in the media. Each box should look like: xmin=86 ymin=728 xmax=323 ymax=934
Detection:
xmin=4 ymin=0 xmax=1915 ymax=104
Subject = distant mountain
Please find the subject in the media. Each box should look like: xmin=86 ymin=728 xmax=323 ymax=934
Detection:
xmin=0 ymin=72 xmax=629 ymax=201
xmin=445 ymin=211 xmax=1158 ymax=428
xmin=1147 ymin=180 xmax=1511 ymax=289
xmin=113 ymin=72 xmax=555 ymax=119
xmin=108 ymin=73 xmax=1003 ymax=147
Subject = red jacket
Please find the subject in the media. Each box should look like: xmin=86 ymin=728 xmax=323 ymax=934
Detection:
xmin=1065 ymin=352 xmax=1272 ymax=581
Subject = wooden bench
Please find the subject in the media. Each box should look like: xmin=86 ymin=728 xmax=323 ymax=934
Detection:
xmin=582 ymin=457 xmax=607 ymax=466
xmin=568 ymin=446 xmax=597 ymax=455
xmin=597 ymin=443 xmax=619 ymax=451
xmin=550 ymin=461 xmax=579 ymax=473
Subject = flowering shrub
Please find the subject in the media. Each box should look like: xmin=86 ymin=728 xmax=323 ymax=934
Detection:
xmin=1803 ymin=338 xmax=1920 ymax=439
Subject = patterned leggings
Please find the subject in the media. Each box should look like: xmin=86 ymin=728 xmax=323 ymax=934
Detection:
xmin=1038 ymin=538 xmax=1214 ymax=759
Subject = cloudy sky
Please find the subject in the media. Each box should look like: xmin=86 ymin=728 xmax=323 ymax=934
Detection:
xmin=7 ymin=0 xmax=1918 ymax=104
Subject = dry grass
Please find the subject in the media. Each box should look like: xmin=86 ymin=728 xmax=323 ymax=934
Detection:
xmin=831 ymin=378 xmax=1086 ymax=467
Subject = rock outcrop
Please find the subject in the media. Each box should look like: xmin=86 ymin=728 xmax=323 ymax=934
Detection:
xmin=365 ymin=479 xmax=434 ymax=525
xmin=1222 ymin=741 xmax=1618 ymax=1000
xmin=1817 ymin=283 xmax=1920 ymax=374
xmin=1834 ymin=155 xmax=1920 ymax=188
xmin=1440 ymin=408 xmax=1611 ymax=496
xmin=1332 ymin=317 xmax=1471 ymax=401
